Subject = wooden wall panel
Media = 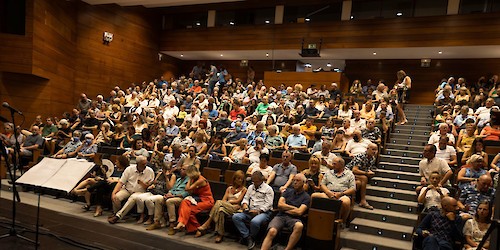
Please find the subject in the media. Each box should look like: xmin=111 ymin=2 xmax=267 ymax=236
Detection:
xmin=74 ymin=2 xmax=166 ymax=99
xmin=161 ymin=13 xmax=500 ymax=51
xmin=344 ymin=59 xmax=500 ymax=105
xmin=264 ymin=72 xmax=343 ymax=90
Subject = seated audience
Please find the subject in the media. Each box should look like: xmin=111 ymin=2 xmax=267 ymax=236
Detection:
xmin=458 ymin=174 xmax=494 ymax=216
xmin=171 ymin=165 xmax=214 ymax=234
xmin=302 ymin=156 xmax=323 ymax=195
xmin=345 ymin=130 xmax=371 ymax=157
xmin=53 ymin=131 xmax=82 ymax=159
xmin=246 ymin=153 xmax=273 ymax=182
xmin=261 ymin=173 xmax=310 ymax=250
xmin=285 ymin=124 xmax=307 ymax=153
xmin=457 ymin=155 xmax=488 ymax=191
xmin=267 ymin=150 xmax=297 ymax=193
xmin=417 ymin=172 xmax=449 ymax=211
xmin=434 ymin=136 xmax=457 ymax=167
xmin=312 ymin=157 xmax=355 ymax=224
xmin=463 ymin=200 xmax=492 ymax=250
xmin=196 ymin=170 xmax=247 ymax=243
xmin=461 ymin=138 xmax=488 ymax=166
xmin=232 ymin=171 xmax=274 ymax=250
xmin=108 ymin=156 xmax=155 ymax=224
xmin=224 ymin=138 xmax=248 ymax=163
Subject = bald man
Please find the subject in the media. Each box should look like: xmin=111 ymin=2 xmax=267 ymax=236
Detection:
xmin=416 ymin=197 xmax=464 ymax=250
xmin=458 ymin=174 xmax=495 ymax=216
xmin=108 ymin=156 xmax=155 ymax=224
xmin=346 ymin=143 xmax=379 ymax=210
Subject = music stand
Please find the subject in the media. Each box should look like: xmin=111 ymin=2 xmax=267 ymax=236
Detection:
xmin=0 ymin=110 xmax=37 ymax=245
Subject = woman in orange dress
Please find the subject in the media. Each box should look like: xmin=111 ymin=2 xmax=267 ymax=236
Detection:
xmin=171 ymin=165 xmax=214 ymax=234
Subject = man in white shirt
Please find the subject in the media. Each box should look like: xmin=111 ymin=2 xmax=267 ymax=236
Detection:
xmin=312 ymin=140 xmax=337 ymax=173
xmin=434 ymin=136 xmax=457 ymax=167
xmin=416 ymin=145 xmax=453 ymax=195
xmin=475 ymin=98 xmax=498 ymax=128
xmin=232 ymin=171 xmax=274 ymax=249
xmin=428 ymin=123 xmax=455 ymax=145
xmin=345 ymin=130 xmax=371 ymax=157
xmin=350 ymin=110 xmax=366 ymax=130
xmin=163 ymin=99 xmax=179 ymax=120
xmin=108 ymin=156 xmax=155 ymax=224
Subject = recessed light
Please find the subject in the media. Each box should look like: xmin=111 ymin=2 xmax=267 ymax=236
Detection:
xmin=350 ymin=16 xmax=354 ymax=19
xmin=195 ymin=22 xmax=201 ymax=26
xmin=373 ymin=52 xmax=377 ymax=55
xmin=229 ymin=21 xmax=235 ymax=25
xmin=265 ymin=20 xmax=270 ymax=24
xmin=266 ymin=53 xmax=269 ymax=57
xmin=180 ymin=54 xmax=184 ymax=57
xmin=305 ymin=18 xmax=311 ymax=22
xmin=438 ymin=51 xmax=443 ymax=54
xmin=326 ymin=63 xmax=332 ymax=67
xmin=220 ymin=54 xmax=223 ymax=57
xmin=396 ymin=12 xmax=403 ymax=16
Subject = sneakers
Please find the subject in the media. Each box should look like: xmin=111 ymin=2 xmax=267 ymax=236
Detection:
xmin=146 ymin=221 xmax=161 ymax=231
xmin=247 ymin=237 xmax=255 ymax=250
xmin=108 ymin=215 xmax=120 ymax=224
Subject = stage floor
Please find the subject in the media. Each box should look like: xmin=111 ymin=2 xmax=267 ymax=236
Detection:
xmin=0 ymin=185 xmax=246 ymax=250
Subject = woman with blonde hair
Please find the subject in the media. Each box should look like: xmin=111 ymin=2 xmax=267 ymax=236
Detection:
xmin=195 ymin=170 xmax=247 ymax=243
xmin=302 ymin=156 xmax=323 ymax=195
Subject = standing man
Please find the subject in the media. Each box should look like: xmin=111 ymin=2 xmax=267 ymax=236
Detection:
xmin=417 ymin=145 xmax=453 ymax=195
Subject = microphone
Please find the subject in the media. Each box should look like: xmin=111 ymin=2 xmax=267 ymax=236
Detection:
xmin=0 ymin=115 xmax=9 ymax=123
xmin=2 ymin=102 xmax=23 ymax=115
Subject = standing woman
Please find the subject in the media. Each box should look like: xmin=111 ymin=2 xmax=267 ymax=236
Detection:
xmin=396 ymin=70 xmax=410 ymax=124
xmin=171 ymin=165 xmax=214 ymax=234
xmin=195 ymin=170 xmax=247 ymax=243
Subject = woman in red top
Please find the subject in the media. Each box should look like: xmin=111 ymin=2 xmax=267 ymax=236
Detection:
xmin=171 ymin=165 xmax=214 ymax=234
xmin=480 ymin=123 xmax=500 ymax=141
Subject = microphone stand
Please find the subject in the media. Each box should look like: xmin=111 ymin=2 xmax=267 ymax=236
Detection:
xmin=0 ymin=109 xmax=37 ymax=246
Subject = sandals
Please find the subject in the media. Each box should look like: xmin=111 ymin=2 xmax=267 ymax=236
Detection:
xmin=94 ymin=210 xmax=103 ymax=217
xmin=82 ymin=204 xmax=91 ymax=211
xmin=400 ymin=119 xmax=408 ymax=125
xmin=195 ymin=228 xmax=207 ymax=238
xmin=359 ymin=203 xmax=374 ymax=210
xmin=215 ymin=234 xmax=223 ymax=243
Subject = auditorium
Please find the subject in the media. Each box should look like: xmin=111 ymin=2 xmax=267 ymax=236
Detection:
xmin=0 ymin=0 xmax=499 ymax=249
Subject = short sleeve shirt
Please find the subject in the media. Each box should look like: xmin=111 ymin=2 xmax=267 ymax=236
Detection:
xmin=321 ymin=168 xmax=356 ymax=193
xmin=272 ymin=163 xmax=298 ymax=187
xmin=120 ymin=165 xmax=155 ymax=193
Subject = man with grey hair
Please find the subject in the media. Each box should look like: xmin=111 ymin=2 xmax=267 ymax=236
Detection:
xmin=108 ymin=156 xmax=155 ymax=224
xmin=428 ymin=123 xmax=455 ymax=145
xmin=246 ymin=121 xmax=267 ymax=147
xmin=261 ymin=173 xmax=310 ymax=250
xmin=285 ymin=124 xmax=307 ymax=152
xmin=312 ymin=157 xmax=356 ymax=223
xmin=312 ymin=140 xmax=337 ymax=172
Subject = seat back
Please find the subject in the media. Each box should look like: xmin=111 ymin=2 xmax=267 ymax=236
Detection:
xmin=208 ymin=180 xmax=227 ymax=201
xmin=203 ymin=167 xmax=222 ymax=182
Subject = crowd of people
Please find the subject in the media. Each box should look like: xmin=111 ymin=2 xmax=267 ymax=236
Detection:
xmin=1 ymin=66 xmax=499 ymax=249
xmin=416 ymin=75 xmax=499 ymax=250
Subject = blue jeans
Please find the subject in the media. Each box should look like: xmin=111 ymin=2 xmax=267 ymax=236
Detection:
xmin=232 ymin=211 xmax=271 ymax=239
xmin=422 ymin=235 xmax=453 ymax=250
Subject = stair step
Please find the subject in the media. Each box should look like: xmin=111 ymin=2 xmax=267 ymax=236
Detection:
xmin=349 ymin=218 xmax=413 ymax=242
xmin=376 ymin=169 xmax=421 ymax=182
xmin=388 ymin=138 xmax=427 ymax=147
xmin=341 ymin=231 xmax=413 ymax=250
xmin=394 ymin=124 xmax=430 ymax=130
xmin=378 ymin=161 xmax=419 ymax=173
xmin=402 ymin=111 xmax=432 ymax=118
xmin=391 ymin=133 xmax=429 ymax=141
xmin=380 ymin=155 xmax=421 ymax=165
xmin=392 ymin=128 xmax=430 ymax=136
xmin=367 ymin=185 xmax=416 ymax=201
xmin=385 ymin=149 xmax=422 ymax=158
xmin=372 ymin=177 xmax=419 ymax=191
xmin=366 ymin=195 xmax=418 ymax=213
xmin=396 ymin=120 xmax=432 ymax=126
xmin=352 ymin=206 xmax=418 ymax=227
xmin=386 ymin=144 xmax=425 ymax=152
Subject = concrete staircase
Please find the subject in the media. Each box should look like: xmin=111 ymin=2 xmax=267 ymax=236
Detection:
xmin=341 ymin=104 xmax=434 ymax=250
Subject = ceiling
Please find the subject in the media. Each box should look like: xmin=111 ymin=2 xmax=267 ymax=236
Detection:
xmin=161 ymin=45 xmax=500 ymax=69
xmin=82 ymin=0 xmax=244 ymax=8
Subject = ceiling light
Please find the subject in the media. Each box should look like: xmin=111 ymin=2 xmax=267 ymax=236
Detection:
xmin=326 ymin=63 xmax=332 ymax=67
xmin=266 ymin=53 xmax=269 ymax=57
xmin=265 ymin=20 xmax=270 ymax=24
xmin=220 ymin=54 xmax=223 ymax=57
xmin=180 ymin=54 xmax=184 ymax=57
xmin=350 ymin=15 xmax=354 ymax=20
xmin=229 ymin=21 xmax=235 ymax=25
xmin=373 ymin=52 xmax=377 ymax=55
xmin=305 ymin=18 xmax=311 ymax=22
xmin=396 ymin=12 xmax=403 ymax=16
xmin=438 ymin=51 xmax=443 ymax=54
xmin=195 ymin=22 xmax=201 ymax=26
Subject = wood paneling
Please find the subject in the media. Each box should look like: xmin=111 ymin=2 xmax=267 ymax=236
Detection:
xmin=344 ymin=59 xmax=500 ymax=104
xmin=161 ymin=13 xmax=500 ymax=51
xmin=264 ymin=72 xmax=343 ymax=90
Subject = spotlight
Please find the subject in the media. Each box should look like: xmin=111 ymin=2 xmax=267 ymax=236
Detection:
xmin=305 ymin=18 xmax=310 ymax=22
xmin=438 ymin=51 xmax=443 ymax=54
xmin=396 ymin=12 xmax=403 ymax=16
xmin=180 ymin=54 xmax=184 ymax=57
xmin=326 ymin=63 xmax=332 ymax=67
xmin=373 ymin=52 xmax=377 ymax=55
xmin=265 ymin=20 xmax=270 ymax=24
xmin=266 ymin=53 xmax=269 ymax=57
xmin=220 ymin=54 xmax=223 ymax=57
xmin=229 ymin=21 xmax=235 ymax=25
xmin=195 ymin=22 xmax=201 ymax=26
